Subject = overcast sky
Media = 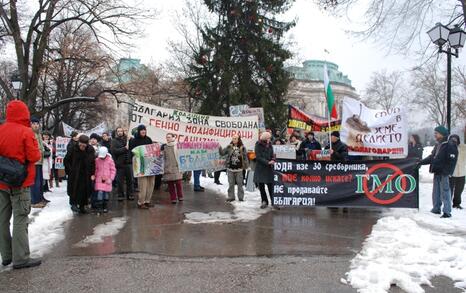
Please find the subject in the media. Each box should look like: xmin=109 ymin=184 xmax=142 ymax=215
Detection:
xmin=129 ymin=0 xmax=465 ymax=95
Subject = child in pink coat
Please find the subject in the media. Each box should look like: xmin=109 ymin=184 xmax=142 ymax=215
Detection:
xmin=95 ymin=146 xmax=116 ymax=213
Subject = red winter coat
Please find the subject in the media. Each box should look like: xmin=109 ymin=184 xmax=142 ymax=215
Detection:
xmin=94 ymin=155 xmax=116 ymax=192
xmin=0 ymin=101 xmax=41 ymax=190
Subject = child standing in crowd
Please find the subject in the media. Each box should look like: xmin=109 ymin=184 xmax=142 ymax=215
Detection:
xmin=94 ymin=146 xmax=116 ymax=213
xmin=163 ymin=133 xmax=184 ymax=204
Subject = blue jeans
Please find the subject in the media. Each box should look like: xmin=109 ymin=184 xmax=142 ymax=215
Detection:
xmin=96 ymin=191 xmax=109 ymax=201
xmin=30 ymin=165 xmax=44 ymax=204
xmin=432 ymin=175 xmax=452 ymax=216
xmin=193 ymin=170 xmax=202 ymax=188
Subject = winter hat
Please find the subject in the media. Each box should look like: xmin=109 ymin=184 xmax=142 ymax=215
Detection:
xmin=30 ymin=116 xmax=40 ymax=123
xmin=434 ymin=126 xmax=449 ymax=137
xmin=78 ymin=135 xmax=89 ymax=144
xmin=98 ymin=146 xmax=108 ymax=158
xmin=89 ymin=133 xmax=100 ymax=141
xmin=137 ymin=124 xmax=146 ymax=131
xmin=331 ymin=131 xmax=340 ymax=138
xmin=70 ymin=131 xmax=79 ymax=138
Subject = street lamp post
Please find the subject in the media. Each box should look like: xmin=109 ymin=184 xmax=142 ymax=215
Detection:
xmin=11 ymin=74 xmax=22 ymax=100
xmin=427 ymin=23 xmax=466 ymax=131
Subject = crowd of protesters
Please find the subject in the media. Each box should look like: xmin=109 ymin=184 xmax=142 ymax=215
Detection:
xmin=0 ymin=99 xmax=464 ymax=270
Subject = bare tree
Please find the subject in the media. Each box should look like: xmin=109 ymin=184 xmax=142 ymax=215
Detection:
xmin=38 ymin=23 xmax=114 ymax=134
xmin=454 ymin=66 xmax=466 ymax=119
xmin=410 ymin=62 xmax=462 ymax=126
xmin=363 ymin=70 xmax=405 ymax=111
xmin=315 ymin=0 xmax=466 ymax=54
xmin=0 ymin=0 xmax=153 ymax=113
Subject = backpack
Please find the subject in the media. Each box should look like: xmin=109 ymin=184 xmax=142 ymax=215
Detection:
xmin=0 ymin=156 xmax=28 ymax=187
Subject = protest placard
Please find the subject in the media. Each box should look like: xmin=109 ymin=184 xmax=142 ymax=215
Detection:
xmin=177 ymin=141 xmax=225 ymax=172
xmin=54 ymin=136 xmax=70 ymax=169
xmin=273 ymin=159 xmax=418 ymax=208
xmin=340 ymin=97 xmax=408 ymax=158
xmin=132 ymin=143 xmax=164 ymax=177
xmin=273 ymin=145 xmax=296 ymax=160
xmin=130 ymin=100 xmax=259 ymax=149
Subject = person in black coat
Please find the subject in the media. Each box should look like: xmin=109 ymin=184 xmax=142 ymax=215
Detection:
xmin=326 ymin=131 xmax=348 ymax=161
xmin=254 ymin=131 xmax=276 ymax=209
xmin=298 ymin=131 xmax=322 ymax=160
xmin=64 ymin=135 xmax=95 ymax=213
xmin=129 ymin=125 xmax=155 ymax=209
xmin=66 ymin=131 xmax=79 ymax=153
xmin=419 ymin=126 xmax=458 ymax=218
xmin=100 ymin=132 xmax=112 ymax=154
xmin=111 ymin=127 xmax=134 ymax=201
xmin=408 ymin=134 xmax=423 ymax=159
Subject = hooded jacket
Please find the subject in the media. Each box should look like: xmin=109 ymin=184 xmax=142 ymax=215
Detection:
xmin=0 ymin=101 xmax=41 ymax=190
xmin=420 ymin=136 xmax=458 ymax=176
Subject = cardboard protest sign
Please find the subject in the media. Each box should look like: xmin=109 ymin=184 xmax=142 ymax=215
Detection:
xmin=273 ymin=145 xmax=296 ymax=160
xmin=54 ymin=136 xmax=71 ymax=169
xmin=273 ymin=159 xmax=418 ymax=208
xmin=132 ymin=143 xmax=164 ymax=177
xmin=177 ymin=141 xmax=225 ymax=172
xmin=230 ymin=105 xmax=266 ymax=130
xmin=130 ymin=100 xmax=259 ymax=149
xmin=340 ymin=97 xmax=408 ymax=158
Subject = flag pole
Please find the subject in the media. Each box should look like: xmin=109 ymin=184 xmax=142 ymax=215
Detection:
xmin=323 ymin=50 xmax=332 ymax=151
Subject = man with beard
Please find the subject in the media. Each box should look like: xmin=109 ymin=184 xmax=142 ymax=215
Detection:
xmin=111 ymin=127 xmax=134 ymax=201
xmin=64 ymin=135 xmax=96 ymax=213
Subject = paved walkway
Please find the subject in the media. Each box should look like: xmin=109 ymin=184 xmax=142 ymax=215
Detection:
xmin=0 ymin=182 xmax=461 ymax=292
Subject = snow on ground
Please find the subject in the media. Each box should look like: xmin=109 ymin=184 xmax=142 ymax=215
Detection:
xmin=346 ymin=147 xmax=466 ymax=293
xmin=184 ymin=172 xmax=270 ymax=224
xmin=74 ymin=217 xmax=127 ymax=247
xmin=1 ymin=184 xmax=73 ymax=271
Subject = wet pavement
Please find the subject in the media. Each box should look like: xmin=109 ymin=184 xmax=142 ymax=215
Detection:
xmin=0 ymin=182 xmax=461 ymax=292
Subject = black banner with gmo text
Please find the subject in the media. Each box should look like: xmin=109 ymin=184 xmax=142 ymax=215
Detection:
xmin=273 ymin=159 xmax=419 ymax=208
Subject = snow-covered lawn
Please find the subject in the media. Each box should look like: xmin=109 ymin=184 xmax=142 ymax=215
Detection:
xmin=184 ymin=172 xmax=271 ymax=224
xmin=0 ymin=184 xmax=73 ymax=271
xmin=346 ymin=148 xmax=466 ymax=293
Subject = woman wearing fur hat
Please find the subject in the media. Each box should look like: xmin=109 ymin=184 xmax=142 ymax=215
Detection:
xmin=64 ymin=135 xmax=96 ymax=213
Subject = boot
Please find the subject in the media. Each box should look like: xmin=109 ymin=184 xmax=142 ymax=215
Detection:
xmin=103 ymin=200 xmax=108 ymax=213
xmin=13 ymin=258 xmax=41 ymax=270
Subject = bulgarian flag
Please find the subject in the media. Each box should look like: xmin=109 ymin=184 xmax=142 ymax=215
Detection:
xmin=323 ymin=64 xmax=338 ymax=119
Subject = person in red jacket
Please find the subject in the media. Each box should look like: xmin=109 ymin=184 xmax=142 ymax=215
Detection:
xmin=0 ymin=100 xmax=42 ymax=269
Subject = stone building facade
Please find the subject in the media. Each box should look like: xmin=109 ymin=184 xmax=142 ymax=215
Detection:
xmin=285 ymin=60 xmax=359 ymax=118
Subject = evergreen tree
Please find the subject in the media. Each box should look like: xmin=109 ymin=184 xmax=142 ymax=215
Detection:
xmin=186 ymin=0 xmax=295 ymax=129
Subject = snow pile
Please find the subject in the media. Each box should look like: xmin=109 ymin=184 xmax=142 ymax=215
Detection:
xmin=346 ymin=146 xmax=466 ymax=293
xmin=184 ymin=172 xmax=270 ymax=224
xmin=1 ymin=185 xmax=73 ymax=270
xmin=28 ymin=186 xmax=74 ymax=256
xmin=74 ymin=217 xmax=127 ymax=247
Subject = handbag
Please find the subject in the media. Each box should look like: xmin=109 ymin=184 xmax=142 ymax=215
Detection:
xmin=0 ymin=156 xmax=28 ymax=187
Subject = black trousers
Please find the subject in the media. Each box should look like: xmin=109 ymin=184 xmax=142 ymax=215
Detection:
xmin=450 ymin=176 xmax=465 ymax=207
xmin=258 ymin=183 xmax=273 ymax=205
xmin=214 ymin=170 xmax=225 ymax=183
xmin=116 ymin=165 xmax=133 ymax=198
